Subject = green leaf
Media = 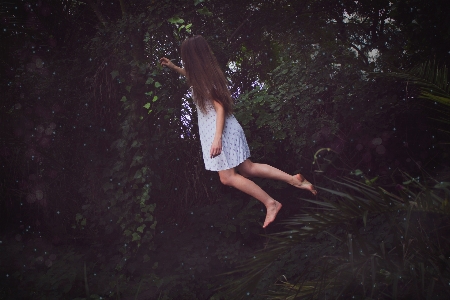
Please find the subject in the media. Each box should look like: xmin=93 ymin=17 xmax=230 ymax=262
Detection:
xmin=168 ymin=17 xmax=184 ymax=24
xmin=144 ymin=102 xmax=151 ymax=109
xmin=152 ymin=96 xmax=158 ymax=102
xmin=197 ymin=7 xmax=212 ymax=16
xmin=150 ymin=221 xmax=157 ymax=229
xmin=352 ymin=169 xmax=363 ymax=176
xmin=145 ymin=91 xmax=153 ymax=96
xmin=137 ymin=224 xmax=146 ymax=233
xmin=132 ymin=155 xmax=143 ymax=167
xmin=76 ymin=213 xmax=83 ymax=222
xmin=126 ymin=85 xmax=131 ymax=92
xmin=194 ymin=0 xmax=204 ymax=5
xmin=131 ymin=140 xmax=142 ymax=148
xmin=154 ymin=81 xmax=161 ymax=88
xmin=132 ymin=233 xmax=141 ymax=241
xmin=145 ymin=77 xmax=154 ymax=85
xmin=114 ymin=139 xmax=126 ymax=149
xmin=134 ymin=169 xmax=142 ymax=179
xmin=365 ymin=176 xmax=378 ymax=186
xmin=110 ymin=70 xmax=119 ymax=79
xmin=120 ymin=96 xmax=127 ymax=102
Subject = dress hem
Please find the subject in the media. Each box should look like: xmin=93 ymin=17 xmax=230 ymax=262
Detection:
xmin=204 ymin=154 xmax=251 ymax=172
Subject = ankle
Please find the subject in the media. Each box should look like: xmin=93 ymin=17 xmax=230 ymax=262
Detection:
xmin=288 ymin=175 xmax=296 ymax=185
xmin=265 ymin=198 xmax=276 ymax=207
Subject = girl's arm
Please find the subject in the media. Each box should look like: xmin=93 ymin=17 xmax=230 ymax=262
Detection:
xmin=160 ymin=57 xmax=186 ymax=77
xmin=210 ymin=100 xmax=225 ymax=158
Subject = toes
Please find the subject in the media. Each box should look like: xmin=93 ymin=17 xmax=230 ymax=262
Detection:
xmin=262 ymin=201 xmax=282 ymax=228
xmin=263 ymin=217 xmax=272 ymax=228
xmin=295 ymin=175 xmax=317 ymax=195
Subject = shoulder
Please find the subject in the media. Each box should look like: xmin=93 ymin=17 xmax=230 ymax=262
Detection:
xmin=212 ymin=100 xmax=224 ymax=111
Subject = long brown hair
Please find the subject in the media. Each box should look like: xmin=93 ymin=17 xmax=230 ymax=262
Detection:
xmin=181 ymin=35 xmax=233 ymax=115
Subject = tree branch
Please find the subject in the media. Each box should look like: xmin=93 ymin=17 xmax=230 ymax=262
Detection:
xmin=349 ymin=43 xmax=369 ymax=65
xmin=84 ymin=0 xmax=107 ymax=26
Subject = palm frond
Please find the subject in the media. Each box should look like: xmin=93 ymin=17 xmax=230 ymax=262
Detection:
xmin=386 ymin=61 xmax=450 ymax=101
xmin=421 ymin=91 xmax=450 ymax=106
xmin=378 ymin=61 xmax=450 ymax=135
xmin=223 ymin=175 xmax=450 ymax=299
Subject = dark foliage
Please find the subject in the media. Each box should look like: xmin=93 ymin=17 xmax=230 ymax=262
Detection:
xmin=1 ymin=0 xmax=449 ymax=299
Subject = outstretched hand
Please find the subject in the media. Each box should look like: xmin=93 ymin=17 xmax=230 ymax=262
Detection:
xmin=160 ymin=57 xmax=175 ymax=69
xmin=160 ymin=57 xmax=186 ymax=77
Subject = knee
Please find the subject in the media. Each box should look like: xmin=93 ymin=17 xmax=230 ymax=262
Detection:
xmin=240 ymin=161 xmax=255 ymax=178
xmin=219 ymin=173 xmax=233 ymax=186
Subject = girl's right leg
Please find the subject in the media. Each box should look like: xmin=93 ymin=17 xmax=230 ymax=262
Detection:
xmin=236 ymin=159 xmax=317 ymax=195
xmin=218 ymin=168 xmax=282 ymax=228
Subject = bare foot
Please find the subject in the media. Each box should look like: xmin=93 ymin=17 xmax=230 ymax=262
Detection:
xmin=290 ymin=174 xmax=317 ymax=195
xmin=263 ymin=200 xmax=282 ymax=228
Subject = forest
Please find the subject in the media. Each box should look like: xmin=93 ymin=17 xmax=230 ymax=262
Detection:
xmin=1 ymin=0 xmax=450 ymax=299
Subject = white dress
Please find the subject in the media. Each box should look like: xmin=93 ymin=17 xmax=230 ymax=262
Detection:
xmin=196 ymin=101 xmax=250 ymax=171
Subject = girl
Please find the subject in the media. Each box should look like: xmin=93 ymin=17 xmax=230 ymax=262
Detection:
xmin=160 ymin=35 xmax=316 ymax=228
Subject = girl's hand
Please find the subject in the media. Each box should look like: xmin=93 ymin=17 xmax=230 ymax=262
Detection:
xmin=160 ymin=57 xmax=186 ymax=77
xmin=160 ymin=57 xmax=175 ymax=69
xmin=210 ymin=137 xmax=222 ymax=158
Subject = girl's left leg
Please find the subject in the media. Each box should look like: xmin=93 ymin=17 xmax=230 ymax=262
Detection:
xmin=218 ymin=168 xmax=282 ymax=228
xmin=236 ymin=159 xmax=317 ymax=195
